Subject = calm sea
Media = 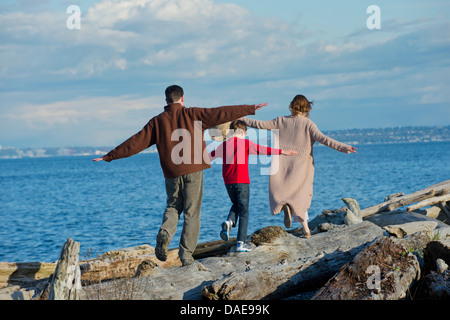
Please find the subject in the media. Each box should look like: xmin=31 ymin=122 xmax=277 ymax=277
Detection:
xmin=1 ymin=141 xmax=449 ymax=262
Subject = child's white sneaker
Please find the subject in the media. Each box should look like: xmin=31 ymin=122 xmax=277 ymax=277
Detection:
xmin=220 ymin=220 xmax=232 ymax=241
xmin=236 ymin=241 xmax=252 ymax=252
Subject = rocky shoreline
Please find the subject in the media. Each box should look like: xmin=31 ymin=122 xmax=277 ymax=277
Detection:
xmin=1 ymin=180 xmax=449 ymax=300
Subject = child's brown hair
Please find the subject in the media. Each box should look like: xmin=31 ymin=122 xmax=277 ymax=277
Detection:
xmin=230 ymin=120 xmax=247 ymax=134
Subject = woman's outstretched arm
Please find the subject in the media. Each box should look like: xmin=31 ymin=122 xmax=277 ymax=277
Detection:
xmin=240 ymin=117 xmax=279 ymax=130
xmin=309 ymin=121 xmax=357 ymax=154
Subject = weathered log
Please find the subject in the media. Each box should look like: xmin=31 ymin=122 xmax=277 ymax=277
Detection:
xmin=342 ymin=198 xmax=362 ymax=225
xmin=80 ymin=239 xmax=240 ymax=284
xmin=193 ymin=238 xmax=237 ymax=259
xmin=0 ymin=285 xmax=36 ymax=300
xmin=365 ymin=210 xmax=449 ymax=229
xmin=416 ymin=205 xmax=442 ymax=219
xmin=200 ymin=221 xmax=385 ymax=300
xmin=366 ymin=189 xmax=436 ymax=215
xmin=407 ymin=194 xmax=450 ymax=212
xmin=48 ymin=238 xmax=83 ymax=300
xmin=383 ymin=221 xmax=439 ymax=238
xmin=80 ymin=244 xmax=181 ymax=284
xmin=0 ymin=262 xmax=56 ymax=289
xmin=311 ymin=237 xmax=421 ymax=300
xmin=360 ymin=180 xmax=450 ymax=217
xmin=384 ymin=192 xmax=404 ymax=201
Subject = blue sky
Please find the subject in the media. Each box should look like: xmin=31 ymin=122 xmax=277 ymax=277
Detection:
xmin=1 ymin=0 xmax=449 ymax=148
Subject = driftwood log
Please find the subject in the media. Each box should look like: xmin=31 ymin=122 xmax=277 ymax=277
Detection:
xmin=407 ymin=194 xmax=450 ymax=212
xmin=48 ymin=238 xmax=82 ymax=300
xmin=311 ymin=237 xmax=421 ymax=300
xmin=193 ymin=237 xmax=237 ymax=259
xmin=418 ymin=205 xmax=445 ymax=219
xmin=0 ymin=262 xmax=56 ymax=289
xmin=383 ymin=221 xmax=439 ymax=238
xmin=342 ymin=198 xmax=363 ymax=225
xmin=80 ymin=244 xmax=181 ymax=284
xmin=80 ymin=239 xmax=239 ymax=284
xmin=199 ymin=221 xmax=384 ymax=300
xmin=360 ymin=180 xmax=450 ymax=217
xmin=118 ymin=222 xmax=384 ymax=300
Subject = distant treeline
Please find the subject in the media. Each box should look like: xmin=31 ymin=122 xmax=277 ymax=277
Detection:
xmin=324 ymin=125 xmax=450 ymax=145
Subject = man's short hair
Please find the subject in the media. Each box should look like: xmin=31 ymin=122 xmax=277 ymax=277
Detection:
xmin=165 ymin=85 xmax=184 ymax=104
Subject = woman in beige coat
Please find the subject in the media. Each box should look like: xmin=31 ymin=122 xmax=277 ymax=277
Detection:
xmin=241 ymin=95 xmax=356 ymax=238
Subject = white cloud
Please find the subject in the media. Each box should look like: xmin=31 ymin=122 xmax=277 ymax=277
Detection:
xmin=4 ymin=95 xmax=163 ymax=128
xmin=323 ymin=42 xmax=363 ymax=54
xmin=1 ymin=0 xmax=302 ymax=80
xmin=85 ymin=0 xmax=150 ymax=28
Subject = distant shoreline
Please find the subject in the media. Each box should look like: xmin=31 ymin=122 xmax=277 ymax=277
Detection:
xmin=0 ymin=125 xmax=449 ymax=159
xmin=324 ymin=125 xmax=450 ymax=146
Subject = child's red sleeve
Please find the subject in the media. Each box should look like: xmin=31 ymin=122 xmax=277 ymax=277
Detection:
xmin=248 ymin=140 xmax=282 ymax=155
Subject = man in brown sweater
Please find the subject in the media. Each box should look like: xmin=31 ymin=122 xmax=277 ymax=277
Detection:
xmin=93 ymin=85 xmax=266 ymax=266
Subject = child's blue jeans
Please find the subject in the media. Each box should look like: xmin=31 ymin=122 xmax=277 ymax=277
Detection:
xmin=225 ymin=183 xmax=250 ymax=243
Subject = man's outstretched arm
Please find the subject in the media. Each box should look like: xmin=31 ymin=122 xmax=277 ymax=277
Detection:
xmin=254 ymin=103 xmax=267 ymax=110
xmin=198 ymin=103 xmax=268 ymax=130
xmin=93 ymin=119 xmax=156 ymax=162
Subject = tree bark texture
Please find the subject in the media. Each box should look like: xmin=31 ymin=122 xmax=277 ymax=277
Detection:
xmin=311 ymin=237 xmax=421 ymax=300
xmin=48 ymin=238 xmax=83 ymax=300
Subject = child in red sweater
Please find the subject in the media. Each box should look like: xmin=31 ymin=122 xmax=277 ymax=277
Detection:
xmin=209 ymin=120 xmax=297 ymax=252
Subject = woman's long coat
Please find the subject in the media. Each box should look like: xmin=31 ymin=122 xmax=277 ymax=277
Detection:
xmin=242 ymin=115 xmax=350 ymax=223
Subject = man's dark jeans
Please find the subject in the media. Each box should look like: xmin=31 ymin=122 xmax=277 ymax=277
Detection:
xmin=225 ymin=183 xmax=250 ymax=243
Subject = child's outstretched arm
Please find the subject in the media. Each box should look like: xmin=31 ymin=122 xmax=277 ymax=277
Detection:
xmin=248 ymin=140 xmax=298 ymax=157
xmin=281 ymin=149 xmax=298 ymax=156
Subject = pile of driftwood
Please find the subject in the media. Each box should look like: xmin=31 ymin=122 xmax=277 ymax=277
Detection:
xmin=1 ymin=180 xmax=449 ymax=300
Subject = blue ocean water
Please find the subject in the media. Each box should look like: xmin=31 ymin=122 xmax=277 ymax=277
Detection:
xmin=1 ymin=141 xmax=449 ymax=262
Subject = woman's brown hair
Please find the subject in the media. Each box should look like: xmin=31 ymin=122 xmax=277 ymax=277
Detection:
xmin=289 ymin=95 xmax=313 ymax=118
